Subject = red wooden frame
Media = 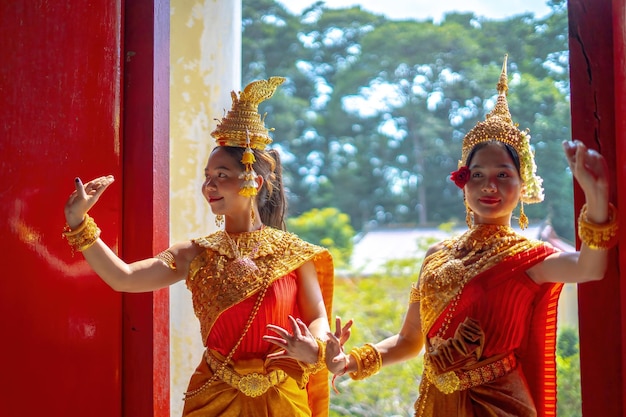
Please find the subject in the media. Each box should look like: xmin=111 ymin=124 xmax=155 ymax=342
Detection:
xmin=121 ymin=0 xmax=170 ymax=416
xmin=569 ymin=0 xmax=625 ymax=415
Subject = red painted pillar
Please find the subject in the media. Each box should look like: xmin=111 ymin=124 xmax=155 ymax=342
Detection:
xmin=121 ymin=0 xmax=170 ymax=416
xmin=613 ymin=0 xmax=626 ymax=413
xmin=568 ymin=0 xmax=625 ymax=415
xmin=0 ymin=0 xmax=170 ymax=415
xmin=0 ymin=1 xmax=124 ymax=416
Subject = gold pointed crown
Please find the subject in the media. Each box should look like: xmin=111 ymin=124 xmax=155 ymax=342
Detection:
xmin=211 ymin=76 xmax=286 ymax=149
xmin=460 ymin=55 xmax=544 ymax=204
xmin=211 ymin=77 xmax=285 ymax=197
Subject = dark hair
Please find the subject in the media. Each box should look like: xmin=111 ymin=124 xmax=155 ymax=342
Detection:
xmin=219 ymin=146 xmax=288 ymax=230
xmin=465 ymin=140 xmax=521 ymax=175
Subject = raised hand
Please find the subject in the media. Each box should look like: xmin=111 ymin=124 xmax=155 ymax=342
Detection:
xmin=64 ymin=175 xmax=115 ymax=228
xmin=562 ymin=140 xmax=609 ymax=222
xmin=563 ymin=141 xmax=609 ymax=195
xmin=325 ymin=316 xmax=353 ymax=374
xmin=264 ymin=315 xmax=319 ymax=364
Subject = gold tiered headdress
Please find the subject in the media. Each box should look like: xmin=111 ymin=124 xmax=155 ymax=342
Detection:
xmin=211 ymin=76 xmax=286 ymax=196
xmin=459 ymin=55 xmax=544 ymax=204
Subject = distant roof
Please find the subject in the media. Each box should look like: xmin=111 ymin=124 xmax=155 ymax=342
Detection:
xmin=345 ymin=223 xmax=570 ymax=276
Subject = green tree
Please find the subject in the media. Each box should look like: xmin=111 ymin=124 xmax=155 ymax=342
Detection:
xmin=243 ymin=0 xmax=574 ymax=238
xmin=556 ymin=326 xmax=582 ymax=417
xmin=287 ymin=207 xmax=355 ymax=268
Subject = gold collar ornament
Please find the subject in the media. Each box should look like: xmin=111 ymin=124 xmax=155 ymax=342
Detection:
xmin=211 ymin=77 xmax=286 ymax=197
xmin=459 ymin=55 xmax=544 ymax=204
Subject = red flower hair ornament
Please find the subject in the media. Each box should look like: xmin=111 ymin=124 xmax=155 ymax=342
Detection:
xmin=450 ymin=166 xmax=471 ymax=189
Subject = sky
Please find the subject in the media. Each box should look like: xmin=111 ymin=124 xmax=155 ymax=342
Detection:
xmin=276 ymin=0 xmax=553 ymax=22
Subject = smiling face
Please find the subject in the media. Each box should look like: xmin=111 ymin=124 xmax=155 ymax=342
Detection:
xmin=202 ymin=147 xmax=254 ymax=218
xmin=465 ymin=141 xmax=523 ymax=226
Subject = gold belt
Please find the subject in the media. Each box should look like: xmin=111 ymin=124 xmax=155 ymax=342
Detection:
xmin=426 ymin=352 xmax=517 ymax=394
xmin=206 ymin=353 xmax=288 ymax=398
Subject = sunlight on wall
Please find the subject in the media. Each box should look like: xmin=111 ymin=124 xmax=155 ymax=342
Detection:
xmin=169 ymin=1 xmax=241 ymax=415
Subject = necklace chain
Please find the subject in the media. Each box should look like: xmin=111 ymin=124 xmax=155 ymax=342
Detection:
xmin=183 ymin=229 xmax=265 ymax=400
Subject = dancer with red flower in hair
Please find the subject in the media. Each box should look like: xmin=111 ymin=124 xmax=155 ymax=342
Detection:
xmin=325 ymin=56 xmax=617 ymax=417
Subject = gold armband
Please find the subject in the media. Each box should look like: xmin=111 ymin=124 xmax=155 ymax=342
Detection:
xmin=349 ymin=343 xmax=382 ymax=380
xmin=62 ymin=214 xmax=101 ymax=255
xmin=578 ymin=203 xmax=619 ymax=250
xmin=155 ymin=250 xmax=177 ymax=271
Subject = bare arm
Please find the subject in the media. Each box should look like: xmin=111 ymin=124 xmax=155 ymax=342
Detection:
xmin=364 ymin=245 xmax=438 ymax=368
xmin=327 ymin=245 xmax=439 ymax=375
xmin=371 ymin=302 xmax=425 ymax=366
xmin=529 ymin=140 xmax=612 ymax=284
xmin=80 ymin=239 xmax=195 ymax=292
xmin=63 ymin=176 xmax=197 ymax=292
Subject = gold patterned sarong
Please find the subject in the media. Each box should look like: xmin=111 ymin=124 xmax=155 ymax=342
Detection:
xmin=183 ymin=350 xmax=311 ymax=417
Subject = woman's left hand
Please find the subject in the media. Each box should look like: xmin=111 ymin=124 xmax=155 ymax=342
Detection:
xmin=264 ymin=315 xmax=319 ymax=364
xmin=562 ymin=140 xmax=610 ymax=222
xmin=563 ymin=141 xmax=609 ymax=192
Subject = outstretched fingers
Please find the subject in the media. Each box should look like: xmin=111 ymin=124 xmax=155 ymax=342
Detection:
xmin=562 ymin=140 xmax=609 ymax=194
xmin=82 ymin=175 xmax=115 ymax=199
xmin=332 ymin=316 xmax=353 ymax=346
xmin=65 ymin=175 xmax=115 ymax=228
xmin=264 ymin=316 xmax=319 ymax=362
xmin=263 ymin=316 xmax=302 ymax=358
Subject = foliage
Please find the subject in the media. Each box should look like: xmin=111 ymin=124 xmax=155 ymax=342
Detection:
xmin=287 ymin=207 xmax=355 ymax=268
xmin=330 ymin=260 xmax=423 ymax=416
xmin=242 ymin=0 xmax=575 ymax=241
xmin=556 ymin=326 xmax=582 ymax=417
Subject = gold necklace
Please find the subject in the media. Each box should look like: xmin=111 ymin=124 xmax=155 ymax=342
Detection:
xmin=223 ymin=230 xmax=260 ymax=277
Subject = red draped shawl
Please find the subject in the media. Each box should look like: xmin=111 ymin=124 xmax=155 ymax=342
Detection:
xmin=425 ymin=244 xmax=562 ymax=416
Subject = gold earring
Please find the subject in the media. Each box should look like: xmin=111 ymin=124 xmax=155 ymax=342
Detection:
xmin=518 ymin=200 xmax=528 ymax=230
xmin=465 ymin=199 xmax=473 ymax=228
xmin=215 ymin=214 xmax=224 ymax=228
xmin=250 ymin=205 xmax=256 ymax=226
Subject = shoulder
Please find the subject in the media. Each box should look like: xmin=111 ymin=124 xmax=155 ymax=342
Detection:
xmin=425 ymin=241 xmax=446 ymax=258
xmin=265 ymin=227 xmax=327 ymax=253
xmin=191 ymin=231 xmax=223 ymax=248
xmin=167 ymin=239 xmax=204 ymax=265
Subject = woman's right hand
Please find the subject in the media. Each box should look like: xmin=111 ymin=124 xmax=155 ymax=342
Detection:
xmin=64 ymin=175 xmax=115 ymax=228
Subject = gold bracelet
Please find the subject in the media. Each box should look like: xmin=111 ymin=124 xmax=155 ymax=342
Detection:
xmin=348 ymin=343 xmax=382 ymax=380
xmin=301 ymin=338 xmax=327 ymax=375
xmin=62 ymin=214 xmax=101 ymax=255
xmin=63 ymin=216 xmax=89 ymax=236
xmin=578 ymin=203 xmax=619 ymax=250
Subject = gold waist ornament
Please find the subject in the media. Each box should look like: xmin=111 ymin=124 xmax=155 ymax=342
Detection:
xmin=424 ymin=352 xmax=517 ymax=394
xmin=206 ymin=352 xmax=288 ymax=398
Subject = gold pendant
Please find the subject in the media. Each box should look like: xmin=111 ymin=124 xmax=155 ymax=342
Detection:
xmin=226 ymin=256 xmax=260 ymax=277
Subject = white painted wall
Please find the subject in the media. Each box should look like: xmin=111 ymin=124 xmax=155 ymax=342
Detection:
xmin=169 ymin=1 xmax=241 ymax=414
